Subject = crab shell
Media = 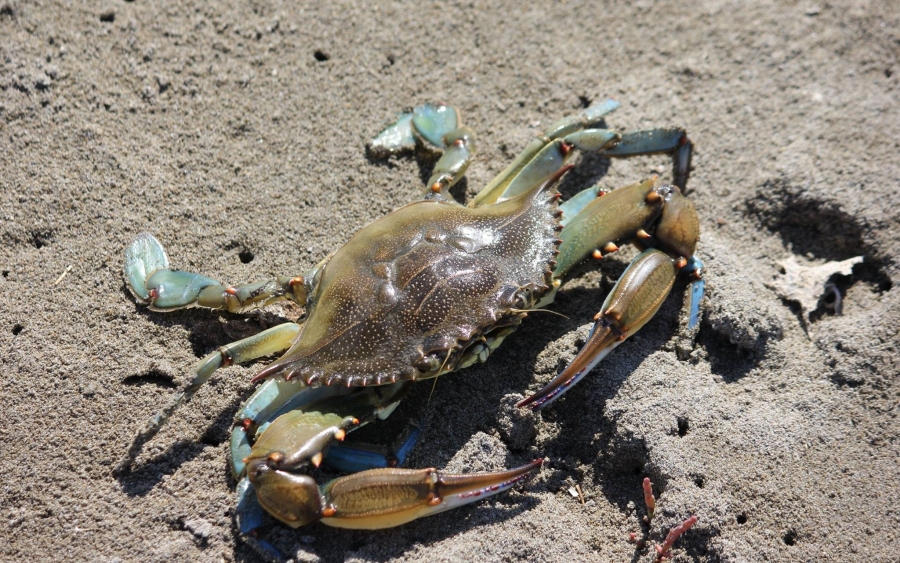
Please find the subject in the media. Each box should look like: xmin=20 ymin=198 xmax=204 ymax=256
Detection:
xmin=254 ymin=174 xmax=563 ymax=388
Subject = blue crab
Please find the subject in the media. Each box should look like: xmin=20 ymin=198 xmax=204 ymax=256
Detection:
xmin=122 ymin=100 xmax=703 ymax=557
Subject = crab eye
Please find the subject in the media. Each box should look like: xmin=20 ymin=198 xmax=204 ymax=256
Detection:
xmin=415 ymin=354 xmax=441 ymax=373
xmin=267 ymin=451 xmax=286 ymax=468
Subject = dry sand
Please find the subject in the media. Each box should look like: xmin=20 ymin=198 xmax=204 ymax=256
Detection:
xmin=2 ymin=1 xmax=899 ymax=561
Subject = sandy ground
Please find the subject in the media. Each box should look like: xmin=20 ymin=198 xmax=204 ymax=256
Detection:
xmin=2 ymin=1 xmax=899 ymax=562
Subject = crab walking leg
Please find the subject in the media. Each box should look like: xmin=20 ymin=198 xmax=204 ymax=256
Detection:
xmin=125 ymin=233 xmax=309 ymax=313
xmin=519 ymin=249 xmax=680 ymax=410
xmin=117 ymin=322 xmax=302 ymax=472
xmin=424 ymin=125 xmax=476 ymax=198
xmin=604 ymin=128 xmax=693 ymax=190
xmin=489 ymin=129 xmax=621 ymax=203
xmin=471 ymin=105 xmax=693 ymax=208
xmin=556 ymin=128 xmax=693 ymax=224
xmin=323 ymin=422 xmax=423 ymax=473
xmin=472 ymin=99 xmax=621 ymax=206
xmin=682 ymin=256 xmax=706 ymax=328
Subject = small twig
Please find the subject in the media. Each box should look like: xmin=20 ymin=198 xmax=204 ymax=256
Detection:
xmin=567 ymin=484 xmax=585 ymax=505
xmin=629 ymin=478 xmax=698 ymax=559
xmin=643 ymin=477 xmax=656 ymax=521
xmin=52 ymin=265 xmax=73 ymax=286
xmin=656 ymin=515 xmax=699 ymax=561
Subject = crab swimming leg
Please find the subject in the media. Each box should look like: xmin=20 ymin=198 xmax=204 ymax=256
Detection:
xmin=368 ymin=103 xmax=476 ymax=200
xmin=519 ymin=178 xmax=703 ymax=410
xmin=125 ymin=232 xmax=310 ymax=313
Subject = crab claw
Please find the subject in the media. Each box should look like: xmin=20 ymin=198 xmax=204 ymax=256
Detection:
xmin=519 ymin=248 xmax=680 ymax=410
xmin=246 ymin=458 xmax=541 ymax=531
xmin=319 ymin=459 xmax=543 ymax=529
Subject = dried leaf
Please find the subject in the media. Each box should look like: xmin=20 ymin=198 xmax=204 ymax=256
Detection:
xmin=767 ymin=255 xmax=863 ymax=336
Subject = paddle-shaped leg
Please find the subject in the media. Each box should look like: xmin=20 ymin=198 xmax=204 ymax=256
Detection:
xmin=125 ymin=233 xmax=310 ymax=313
xmin=367 ymin=103 xmax=476 ymax=200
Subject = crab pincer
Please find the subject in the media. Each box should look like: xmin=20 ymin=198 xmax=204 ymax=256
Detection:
xmin=521 ymin=181 xmax=703 ymax=410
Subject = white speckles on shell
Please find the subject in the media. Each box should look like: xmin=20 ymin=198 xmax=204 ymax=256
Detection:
xmin=261 ymin=188 xmax=561 ymax=387
xmin=423 ymin=227 xmax=446 ymax=243
xmin=371 ymin=263 xmax=392 ymax=278
xmin=377 ymin=282 xmax=397 ymax=304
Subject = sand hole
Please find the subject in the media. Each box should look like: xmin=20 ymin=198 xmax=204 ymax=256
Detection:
xmin=677 ymin=416 xmax=690 ymax=437
xmin=123 ymin=369 xmax=176 ymax=388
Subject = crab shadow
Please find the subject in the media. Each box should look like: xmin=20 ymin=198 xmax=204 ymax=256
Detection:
xmin=115 ymin=284 xmax=287 ymax=496
xmin=248 ymin=270 xmax=706 ymax=561
xmin=115 ymin=394 xmax=243 ymax=497
xmin=114 ymin=261 xmax=710 ymax=561
xmin=510 ymin=278 xmax=715 ymax=561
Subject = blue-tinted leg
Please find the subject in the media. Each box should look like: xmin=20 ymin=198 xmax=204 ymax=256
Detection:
xmin=393 ymin=425 xmax=421 ymax=465
xmin=324 ymin=443 xmax=390 ymax=473
xmin=603 ymin=128 xmax=693 ymax=189
xmin=559 ymin=185 xmax=603 ymax=227
xmin=235 ymin=478 xmax=284 ymax=562
xmin=681 ymin=256 xmax=705 ymax=328
xmin=324 ymin=422 xmax=423 ymax=473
